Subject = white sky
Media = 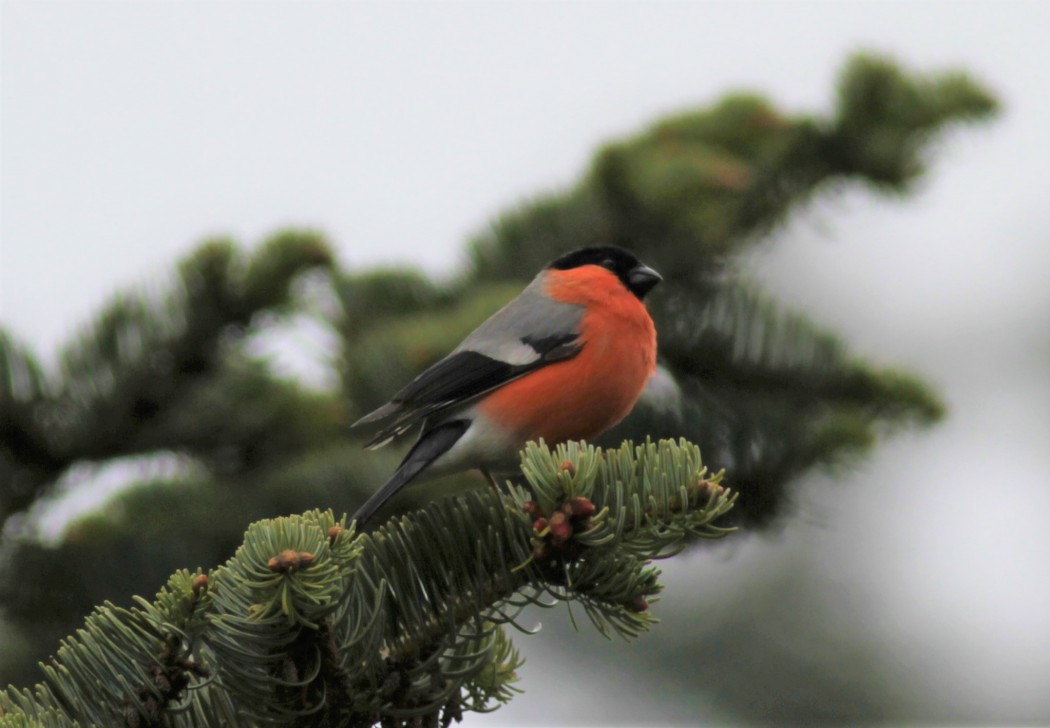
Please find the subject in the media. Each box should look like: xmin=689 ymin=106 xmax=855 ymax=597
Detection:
xmin=2 ymin=0 xmax=1046 ymax=359
xmin=3 ymin=1 xmax=1049 ymax=724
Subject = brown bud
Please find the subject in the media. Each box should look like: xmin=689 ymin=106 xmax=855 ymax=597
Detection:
xmin=629 ymin=596 xmax=649 ymax=613
xmin=549 ymin=519 xmax=572 ymax=544
xmin=191 ymin=573 xmax=208 ymax=596
xmin=568 ymin=496 xmax=596 ymax=518
xmin=549 ymin=511 xmax=568 ymax=527
xmin=183 ymin=659 xmax=210 ymax=678
xmin=532 ymin=544 xmax=550 ymax=562
xmin=268 ymin=549 xmax=314 ymax=573
xmin=522 ymin=500 xmax=540 ymax=516
xmin=532 ymin=517 xmax=549 ymax=533
xmin=558 ymin=459 xmax=576 ymax=475
xmin=327 ymin=526 xmax=343 ymax=544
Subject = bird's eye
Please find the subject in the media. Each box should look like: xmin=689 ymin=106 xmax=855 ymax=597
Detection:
xmin=601 ymin=258 xmax=615 ymax=270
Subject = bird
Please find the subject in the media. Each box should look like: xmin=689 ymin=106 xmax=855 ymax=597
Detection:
xmin=350 ymin=245 xmax=661 ymax=526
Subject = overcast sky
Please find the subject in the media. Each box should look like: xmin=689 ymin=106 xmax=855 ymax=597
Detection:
xmin=3 ymin=1 xmax=1049 ymax=724
xmin=2 ymin=0 xmax=1046 ymax=359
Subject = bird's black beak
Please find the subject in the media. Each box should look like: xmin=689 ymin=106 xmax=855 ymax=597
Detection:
xmin=627 ymin=264 xmax=662 ymax=299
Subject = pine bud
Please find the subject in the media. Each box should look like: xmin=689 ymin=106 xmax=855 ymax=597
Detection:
xmin=548 ymin=512 xmax=572 ymax=543
xmin=327 ymin=526 xmax=343 ymax=544
xmin=568 ymin=496 xmax=596 ymax=518
xmin=522 ymin=500 xmax=541 ymax=516
xmin=550 ymin=527 xmax=572 ymax=545
xmin=532 ymin=517 xmax=549 ymax=533
xmin=629 ymin=596 xmax=649 ymax=613
xmin=268 ymin=549 xmax=314 ymax=573
xmin=191 ymin=573 xmax=208 ymax=597
xmin=700 ymin=480 xmax=725 ymax=500
xmin=558 ymin=459 xmax=576 ymax=475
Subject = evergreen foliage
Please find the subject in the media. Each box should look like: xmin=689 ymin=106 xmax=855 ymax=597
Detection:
xmin=0 ymin=231 xmax=338 ymax=534
xmin=0 ymin=440 xmax=735 ymax=726
xmin=0 ymin=51 xmax=997 ymax=713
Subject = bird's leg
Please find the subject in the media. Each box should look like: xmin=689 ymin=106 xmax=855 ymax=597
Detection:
xmin=480 ymin=467 xmax=501 ymax=493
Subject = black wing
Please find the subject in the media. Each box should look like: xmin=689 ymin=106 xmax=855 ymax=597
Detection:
xmin=353 ymin=332 xmax=580 ymax=448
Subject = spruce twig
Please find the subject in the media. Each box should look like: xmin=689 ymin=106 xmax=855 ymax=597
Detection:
xmin=1 ymin=439 xmax=735 ymax=727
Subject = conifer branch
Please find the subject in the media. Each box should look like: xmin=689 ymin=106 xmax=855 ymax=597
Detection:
xmin=0 ymin=232 xmax=335 ymax=533
xmin=466 ymin=52 xmax=997 ymax=281
xmin=0 ymin=439 xmax=735 ymax=727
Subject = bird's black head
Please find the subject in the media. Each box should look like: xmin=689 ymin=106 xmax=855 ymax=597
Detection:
xmin=547 ymin=245 xmax=662 ymax=300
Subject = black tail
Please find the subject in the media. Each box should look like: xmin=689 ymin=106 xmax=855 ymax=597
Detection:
xmin=352 ymin=420 xmax=469 ymax=527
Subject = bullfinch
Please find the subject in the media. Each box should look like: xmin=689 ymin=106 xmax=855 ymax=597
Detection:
xmin=351 ymin=245 xmax=661 ymax=525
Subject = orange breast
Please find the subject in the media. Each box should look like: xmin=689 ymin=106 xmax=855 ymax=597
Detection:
xmin=478 ymin=267 xmax=657 ymax=444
